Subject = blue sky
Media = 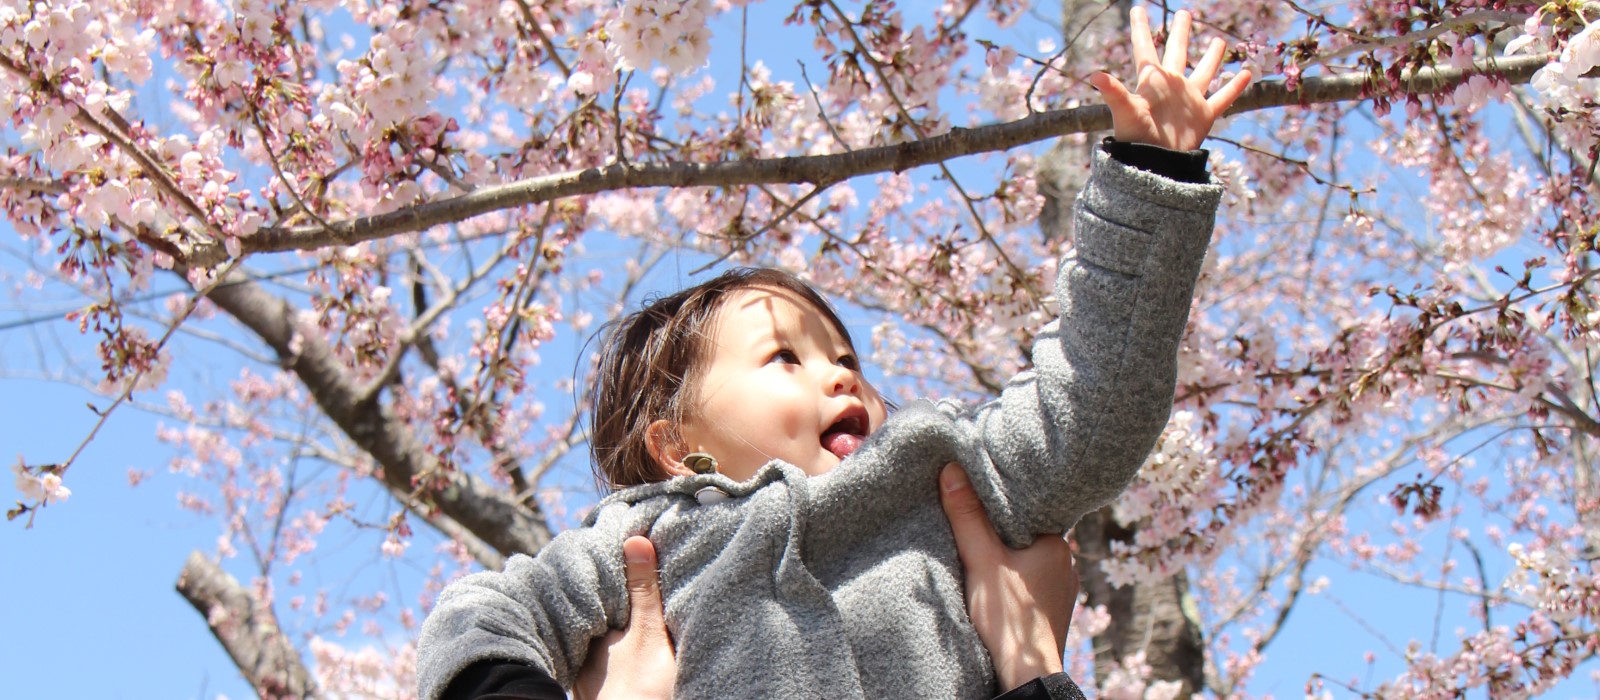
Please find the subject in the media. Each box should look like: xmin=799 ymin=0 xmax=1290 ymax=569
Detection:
xmin=0 ymin=377 xmax=256 ymax=698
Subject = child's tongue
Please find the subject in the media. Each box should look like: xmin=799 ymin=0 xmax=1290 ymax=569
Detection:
xmin=822 ymin=431 xmax=863 ymax=459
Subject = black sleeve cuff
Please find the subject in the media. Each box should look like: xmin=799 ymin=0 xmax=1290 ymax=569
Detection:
xmin=994 ymin=672 xmax=1089 ymax=700
xmin=439 ymin=660 xmax=567 ymax=700
xmin=1100 ymin=137 xmax=1211 ymax=183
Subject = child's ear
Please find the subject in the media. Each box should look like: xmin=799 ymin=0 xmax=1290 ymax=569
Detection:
xmin=645 ymin=419 xmax=697 ymax=479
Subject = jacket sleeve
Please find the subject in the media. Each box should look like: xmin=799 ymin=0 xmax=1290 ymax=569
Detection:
xmin=949 ymin=144 xmax=1222 ymax=546
xmin=416 ymin=513 xmax=634 ymax=700
xmin=994 ymin=672 xmax=1090 ymax=700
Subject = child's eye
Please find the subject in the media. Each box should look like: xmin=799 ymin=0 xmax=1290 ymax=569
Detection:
xmin=769 ymin=349 xmax=800 ymax=365
xmin=837 ymin=354 xmax=859 ymax=370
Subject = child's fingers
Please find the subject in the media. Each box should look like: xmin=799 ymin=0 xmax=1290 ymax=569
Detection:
xmin=1090 ymin=71 xmax=1138 ymax=114
xmin=938 ymin=464 xmax=1003 ymax=566
xmin=1128 ymin=6 xmax=1159 ymax=70
xmin=621 ymin=536 xmax=670 ymax=642
xmin=1206 ymin=69 xmax=1253 ymax=115
xmin=1162 ymin=10 xmax=1192 ymax=74
xmin=1192 ymin=37 xmax=1227 ymax=88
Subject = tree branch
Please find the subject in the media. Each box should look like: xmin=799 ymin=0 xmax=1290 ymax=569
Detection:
xmin=176 ymin=551 xmax=321 ymax=700
xmin=0 ymin=176 xmax=67 ymax=195
xmin=214 ymin=53 xmax=1557 ymax=262
xmin=1300 ymin=10 xmax=1526 ymax=69
xmin=196 ymin=266 xmax=555 ymax=559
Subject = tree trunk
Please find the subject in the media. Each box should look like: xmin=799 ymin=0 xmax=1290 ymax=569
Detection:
xmin=1074 ymin=509 xmax=1207 ymax=694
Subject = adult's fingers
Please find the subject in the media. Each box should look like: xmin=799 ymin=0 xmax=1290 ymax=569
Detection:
xmin=939 ymin=464 xmax=1003 ymax=566
xmin=1162 ymin=10 xmax=1192 ymax=74
xmin=621 ymin=536 xmax=667 ymax=639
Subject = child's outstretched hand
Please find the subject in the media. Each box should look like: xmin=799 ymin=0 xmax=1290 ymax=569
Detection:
xmin=1090 ymin=7 xmax=1252 ymax=152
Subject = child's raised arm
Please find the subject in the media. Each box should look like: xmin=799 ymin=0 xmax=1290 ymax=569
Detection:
xmin=852 ymin=7 xmax=1254 ymax=544
xmin=1090 ymin=7 xmax=1252 ymax=151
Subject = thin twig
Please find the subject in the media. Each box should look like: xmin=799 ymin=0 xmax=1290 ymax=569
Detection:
xmin=511 ymin=0 xmax=572 ymax=78
xmin=819 ymin=0 xmax=1043 ymax=307
xmin=690 ymin=182 xmax=831 ymax=274
xmin=1301 ymin=10 xmax=1527 ymax=71
xmin=248 ymin=104 xmax=333 ymax=230
xmin=797 ymin=61 xmax=851 ymax=150
xmin=43 ymin=258 xmax=244 ymax=503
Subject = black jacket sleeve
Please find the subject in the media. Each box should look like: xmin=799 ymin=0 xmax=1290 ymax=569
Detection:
xmin=1101 ymin=137 xmax=1211 ymax=183
xmin=439 ymin=660 xmax=565 ymax=700
xmin=995 ymin=672 xmax=1090 ymax=700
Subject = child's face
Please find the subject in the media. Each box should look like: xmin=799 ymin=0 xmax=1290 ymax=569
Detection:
xmin=676 ymin=285 xmax=887 ymax=481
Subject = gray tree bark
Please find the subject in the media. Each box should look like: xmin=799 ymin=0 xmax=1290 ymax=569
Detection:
xmin=176 ymin=552 xmax=322 ymax=700
xmin=1074 ymin=510 xmax=1207 ymax=694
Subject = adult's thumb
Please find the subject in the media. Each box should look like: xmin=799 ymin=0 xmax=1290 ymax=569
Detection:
xmin=622 ymin=536 xmax=666 ymax=631
xmin=939 ymin=464 xmax=1002 ymax=556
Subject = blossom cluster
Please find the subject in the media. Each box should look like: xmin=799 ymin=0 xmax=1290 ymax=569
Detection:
xmin=12 ymin=460 xmax=70 ymax=505
xmin=1367 ymin=541 xmax=1598 ymax=699
xmin=608 ymin=0 xmax=714 ymax=75
xmin=1101 ymin=410 xmax=1228 ymax=587
xmin=1509 ymin=9 xmax=1600 ymax=144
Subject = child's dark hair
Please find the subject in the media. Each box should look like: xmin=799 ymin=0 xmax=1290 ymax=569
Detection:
xmin=589 ymin=267 xmax=859 ymax=490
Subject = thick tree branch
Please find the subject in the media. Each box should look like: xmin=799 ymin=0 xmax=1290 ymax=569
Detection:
xmin=176 ymin=551 xmax=321 ymax=700
xmin=196 ymin=266 xmax=554 ymax=560
xmin=210 ymin=54 xmax=1556 ymax=263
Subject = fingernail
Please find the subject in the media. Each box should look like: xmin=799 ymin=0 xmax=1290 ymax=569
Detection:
xmin=624 ymin=538 xmax=652 ymax=564
xmin=941 ymin=467 xmax=970 ymax=492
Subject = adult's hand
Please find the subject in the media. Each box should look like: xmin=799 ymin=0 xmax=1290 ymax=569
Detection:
xmin=940 ymin=463 xmax=1079 ymax=693
xmin=571 ymin=536 xmax=677 ymax=700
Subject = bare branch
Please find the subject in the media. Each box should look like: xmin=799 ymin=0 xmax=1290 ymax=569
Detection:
xmin=219 ymin=54 xmax=1557 ymax=262
xmin=176 ymin=552 xmax=322 ymax=700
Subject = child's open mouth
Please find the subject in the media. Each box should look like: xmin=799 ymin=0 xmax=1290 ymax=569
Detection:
xmin=821 ymin=410 xmax=868 ymax=459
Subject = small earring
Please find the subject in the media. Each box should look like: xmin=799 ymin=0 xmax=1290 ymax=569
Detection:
xmin=683 ymin=452 xmax=718 ymax=474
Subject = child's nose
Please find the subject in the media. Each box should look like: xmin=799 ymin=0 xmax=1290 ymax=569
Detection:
xmin=826 ymin=365 xmax=860 ymax=396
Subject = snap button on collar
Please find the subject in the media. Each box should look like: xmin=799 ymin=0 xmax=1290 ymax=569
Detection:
xmin=694 ymin=486 xmax=730 ymax=505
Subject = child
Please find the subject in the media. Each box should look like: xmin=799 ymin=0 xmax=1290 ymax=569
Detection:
xmin=418 ymin=7 xmax=1249 ymax=699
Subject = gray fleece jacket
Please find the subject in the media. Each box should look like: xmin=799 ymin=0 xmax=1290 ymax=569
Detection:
xmin=417 ymin=148 xmax=1223 ymax=700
